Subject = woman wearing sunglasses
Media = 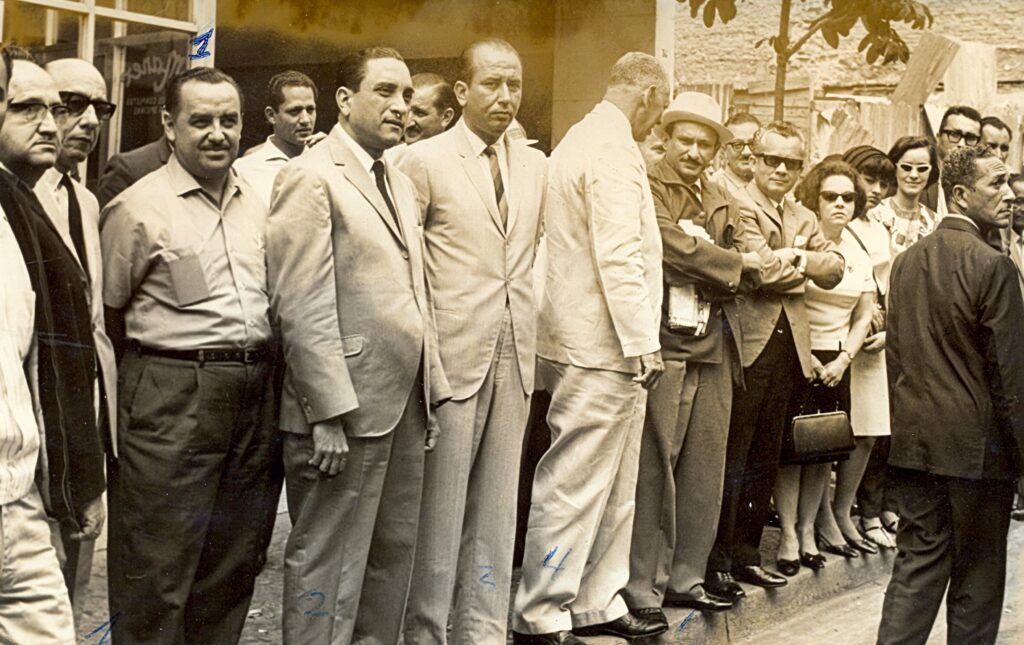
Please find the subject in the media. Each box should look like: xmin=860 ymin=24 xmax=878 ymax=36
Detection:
xmin=772 ymin=160 xmax=876 ymax=576
xmin=872 ymin=137 xmax=941 ymax=256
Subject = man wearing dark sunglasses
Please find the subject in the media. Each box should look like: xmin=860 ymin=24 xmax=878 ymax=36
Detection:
xmin=31 ymin=57 xmax=118 ymax=623
xmin=980 ymin=115 xmax=1012 ymax=163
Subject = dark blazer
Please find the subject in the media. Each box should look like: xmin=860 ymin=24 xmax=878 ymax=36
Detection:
xmin=0 ymin=170 xmax=104 ymax=527
xmin=887 ymin=217 xmax=1024 ymax=480
xmin=96 ymin=136 xmax=172 ymax=210
xmin=648 ymin=157 xmax=755 ymax=371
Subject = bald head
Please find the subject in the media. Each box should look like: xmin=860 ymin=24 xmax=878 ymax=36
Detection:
xmin=45 ymin=58 xmax=109 ymax=172
xmin=0 ymin=60 xmax=63 ymax=184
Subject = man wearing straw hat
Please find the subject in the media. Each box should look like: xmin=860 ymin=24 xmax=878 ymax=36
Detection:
xmin=624 ymin=92 xmax=765 ymax=625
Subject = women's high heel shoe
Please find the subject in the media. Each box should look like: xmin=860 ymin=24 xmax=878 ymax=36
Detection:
xmin=816 ymin=532 xmax=860 ymax=559
xmin=799 ymin=552 xmax=826 ymax=570
xmin=777 ymin=558 xmax=800 ymax=577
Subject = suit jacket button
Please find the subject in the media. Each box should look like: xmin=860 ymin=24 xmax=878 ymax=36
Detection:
xmin=402 ymin=251 xmax=409 ymax=260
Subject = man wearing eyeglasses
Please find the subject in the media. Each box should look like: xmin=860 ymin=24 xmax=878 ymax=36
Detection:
xmin=709 ymin=112 xmax=760 ymax=198
xmin=980 ymin=116 xmax=1013 ymax=164
xmin=706 ymin=121 xmax=845 ymax=598
xmin=925 ymin=105 xmax=982 ymax=218
xmin=0 ymin=54 xmax=104 ymax=638
xmin=28 ymin=57 xmax=118 ymax=624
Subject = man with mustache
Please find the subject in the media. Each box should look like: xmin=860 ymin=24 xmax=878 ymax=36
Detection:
xmin=30 ymin=56 xmax=118 ymax=622
xmin=397 ymin=38 xmax=545 ymax=645
xmin=235 ymin=70 xmax=319 ymax=207
xmin=0 ymin=46 xmax=79 ymax=645
xmin=878 ymin=146 xmax=1024 ymax=645
xmin=101 ymin=66 xmax=278 ymax=645
xmin=710 ymin=112 xmax=760 ymax=197
xmin=267 ymin=47 xmax=449 ymax=645
xmin=404 ymin=72 xmax=457 ymax=145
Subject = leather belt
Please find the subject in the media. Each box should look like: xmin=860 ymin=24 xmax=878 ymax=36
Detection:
xmin=131 ymin=341 xmax=269 ymax=364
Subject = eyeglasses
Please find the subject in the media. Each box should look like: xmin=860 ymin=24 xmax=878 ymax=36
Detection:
xmin=1012 ymin=196 xmax=1024 ymax=208
xmin=726 ymin=138 xmax=754 ymax=152
xmin=7 ymin=101 xmax=70 ymax=123
xmin=940 ymin=129 xmax=980 ymax=146
xmin=755 ymin=153 xmax=804 ymax=172
xmin=986 ymin=142 xmax=1010 ymax=154
xmin=821 ymin=191 xmax=857 ymax=203
xmin=59 ymin=91 xmax=117 ymax=121
xmin=897 ymin=163 xmax=932 ymax=175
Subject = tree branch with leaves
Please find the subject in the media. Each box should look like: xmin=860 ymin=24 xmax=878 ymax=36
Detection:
xmin=685 ymin=0 xmax=933 ymax=120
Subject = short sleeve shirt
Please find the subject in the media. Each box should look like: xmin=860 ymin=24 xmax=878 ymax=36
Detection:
xmin=805 ymin=230 xmax=874 ymax=351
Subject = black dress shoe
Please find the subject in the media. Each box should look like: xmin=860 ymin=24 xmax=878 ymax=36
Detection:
xmin=705 ymin=571 xmax=746 ymax=599
xmin=800 ymin=551 xmax=827 ymax=570
xmin=776 ymin=557 xmax=800 ymax=577
xmin=512 ymin=630 xmax=587 ymax=645
xmin=733 ymin=565 xmax=788 ymax=588
xmin=664 ymin=587 xmax=734 ymax=612
xmin=631 ymin=607 xmax=668 ymax=629
xmin=573 ymin=611 xmax=669 ymax=640
xmin=817 ymin=533 xmax=860 ymax=559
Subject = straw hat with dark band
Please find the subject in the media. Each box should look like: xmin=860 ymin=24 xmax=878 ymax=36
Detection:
xmin=658 ymin=91 xmax=733 ymax=145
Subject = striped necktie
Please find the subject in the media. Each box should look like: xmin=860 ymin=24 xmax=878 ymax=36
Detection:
xmin=484 ymin=145 xmax=507 ymax=228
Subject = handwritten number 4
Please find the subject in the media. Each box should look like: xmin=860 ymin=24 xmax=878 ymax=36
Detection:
xmin=542 ymin=546 xmax=572 ymax=576
xmin=190 ymin=29 xmax=213 ymax=61
xmin=84 ymin=611 xmax=119 ymax=645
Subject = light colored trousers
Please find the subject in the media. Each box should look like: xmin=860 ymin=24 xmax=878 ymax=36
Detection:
xmin=282 ymin=384 xmax=426 ymax=645
xmin=403 ymin=310 xmax=529 ymax=645
xmin=513 ymin=359 xmax=646 ymax=634
xmin=0 ymin=484 xmax=75 ymax=645
xmin=624 ymin=359 xmax=732 ymax=608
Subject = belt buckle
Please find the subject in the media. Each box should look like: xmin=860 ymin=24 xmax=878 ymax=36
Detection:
xmin=243 ymin=347 xmax=256 ymax=364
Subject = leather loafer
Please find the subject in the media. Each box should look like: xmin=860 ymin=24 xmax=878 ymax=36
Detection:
xmin=573 ymin=611 xmax=669 ymax=640
xmin=705 ymin=571 xmax=746 ymax=600
xmin=631 ymin=607 xmax=668 ymax=629
xmin=733 ymin=565 xmax=788 ymax=588
xmin=512 ymin=630 xmax=587 ymax=645
xmin=665 ymin=587 xmax=733 ymax=612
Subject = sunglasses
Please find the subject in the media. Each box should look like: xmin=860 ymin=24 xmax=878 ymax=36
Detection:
xmin=756 ymin=153 xmax=804 ymax=172
xmin=940 ymin=129 xmax=980 ymax=146
xmin=897 ymin=163 xmax=931 ymax=175
xmin=987 ymin=142 xmax=1010 ymax=153
xmin=726 ymin=138 xmax=754 ymax=152
xmin=820 ymin=191 xmax=857 ymax=203
xmin=59 ymin=91 xmax=117 ymax=121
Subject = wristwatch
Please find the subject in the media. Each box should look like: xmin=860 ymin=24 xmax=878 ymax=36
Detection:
xmin=793 ymin=248 xmax=808 ymax=274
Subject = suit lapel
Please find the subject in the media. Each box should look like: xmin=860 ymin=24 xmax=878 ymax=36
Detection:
xmin=748 ymin=182 xmax=784 ymax=235
xmin=455 ymin=125 xmax=505 ymax=235
xmin=328 ymin=131 xmax=407 ymax=250
xmin=504 ymin=136 xmax=527 ymax=235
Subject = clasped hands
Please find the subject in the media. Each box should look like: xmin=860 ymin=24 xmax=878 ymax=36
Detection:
xmin=309 ymin=412 xmax=440 ymax=476
xmin=810 ymin=352 xmax=850 ymax=388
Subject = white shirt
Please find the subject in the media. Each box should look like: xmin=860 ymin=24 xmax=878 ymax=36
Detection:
xmin=805 ymin=230 xmax=874 ymax=351
xmin=0 ymin=204 xmax=40 ymax=505
xmin=234 ymin=137 xmax=293 ymax=208
xmin=460 ymin=118 xmax=509 ymax=213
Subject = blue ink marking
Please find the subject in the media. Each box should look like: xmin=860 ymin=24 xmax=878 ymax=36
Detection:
xmin=299 ymin=590 xmax=330 ymax=618
xmin=84 ymin=611 xmax=120 ymax=645
xmin=677 ymin=609 xmax=696 ymax=633
xmin=190 ymin=29 xmax=213 ymax=60
xmin=542 ymin=546 xmax=572 ymax=576
xmin=479 ymin=564 xmax=497 ymax=588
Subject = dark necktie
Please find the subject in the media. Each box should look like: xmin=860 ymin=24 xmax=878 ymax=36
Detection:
xmin=60 ymin=174 xmax=91 ymax=282
xmin=484 ymin=145 xmax=508 ymax=227
xmin=370 ymin=160 xmax=402 ymax=234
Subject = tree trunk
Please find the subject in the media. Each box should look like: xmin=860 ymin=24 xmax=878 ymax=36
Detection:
xmin=774 ymin=0 xmax=793 ymax=120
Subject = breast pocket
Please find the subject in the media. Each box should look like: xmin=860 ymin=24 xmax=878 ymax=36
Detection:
xmin=164 ymin=248 xmax=211 ymax=307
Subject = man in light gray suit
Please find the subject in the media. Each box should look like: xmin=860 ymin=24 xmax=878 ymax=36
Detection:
xmin=398 ymin=39 xmax=546 ymax=645
xmin=266 ymin=47 xmax=450 ymax=645
xmin=512 ymin=52 xmax=669 ymax=645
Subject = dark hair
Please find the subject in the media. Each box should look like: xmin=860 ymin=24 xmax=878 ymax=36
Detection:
xmin=796 ymin=159 xmax=867 ymax=220
xmin=725 ymin=112 xmax=761 ymax=129
xmin=981 ymin=115 xmax=1013 ymax=141
xmin=752 ymin=120 xmax=805 ymax=152
xmin=941 ymin=146 xmax=995 ymax=206
xmin=842 ymin=145 xmax=895 ymax=192
xmin=411 ymin=72 xmax=458 ymax=115
xmin=336 ymin=47 xmax=404 ymax=93
xmin=165 ymin=66 xmax=243 ymax=116
xmin=267 ymin=70 xmax=317 ymax=111
xmin=457 ymin=38 xmax=521 ymax=85
xmin=887 ymin=136 xmax=940 ymax=189
xmin=3 ymin=44 xmax=34 ymax=63
xmin=939 ymin=105 xmax=982 ymax=132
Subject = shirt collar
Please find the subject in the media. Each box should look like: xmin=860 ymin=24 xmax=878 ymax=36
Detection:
xmin=334 ymin=123 xmax=378 ymax=175
xmin=943 ymin=212 xmax=980 ymax=231
xmin=165 ymin=152 xmax=242 ymax=202
xmin=38 ymin=166 xmax=65 ymax=193
xmin=258 ymin=136 xmax=291 ymax=163
xmin=460 ymin=118 xmax=506 ymax=158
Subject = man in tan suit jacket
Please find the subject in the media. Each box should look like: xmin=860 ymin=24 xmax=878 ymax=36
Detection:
xmin=397 ymin=39 xmax=546 ymax=645
xmin=512 ymin=53 xmax=669 ymax=645
xmin=705 ymin=121 xmax=845 ymax=598
xmin=266 ymin=48 xmax=449 ymax=645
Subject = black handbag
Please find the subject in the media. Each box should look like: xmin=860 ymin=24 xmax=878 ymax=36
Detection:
xmin=781 ymin=392 xmax=856 ymax=464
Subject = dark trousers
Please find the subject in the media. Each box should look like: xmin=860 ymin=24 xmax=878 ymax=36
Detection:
xmin=708 ymin=315 xmax=801 ymax=571
xmin=859 ymin=436 xmax=897 ymax=518
xmin=877 ymin=468 xmax=1014 ymax=645
xmin=110 ymin=352 xmax=279 ymax=645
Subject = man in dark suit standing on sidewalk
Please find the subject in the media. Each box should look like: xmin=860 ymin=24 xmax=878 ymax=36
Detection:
xmin=877 ymin=145 xmax=1024 ymax=645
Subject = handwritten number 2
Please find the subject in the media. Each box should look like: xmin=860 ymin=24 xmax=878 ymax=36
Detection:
xmin=479 ymin=565 xmax=497 ymax=588
xmin=300 ymin=590 xmax=329 ymax=618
